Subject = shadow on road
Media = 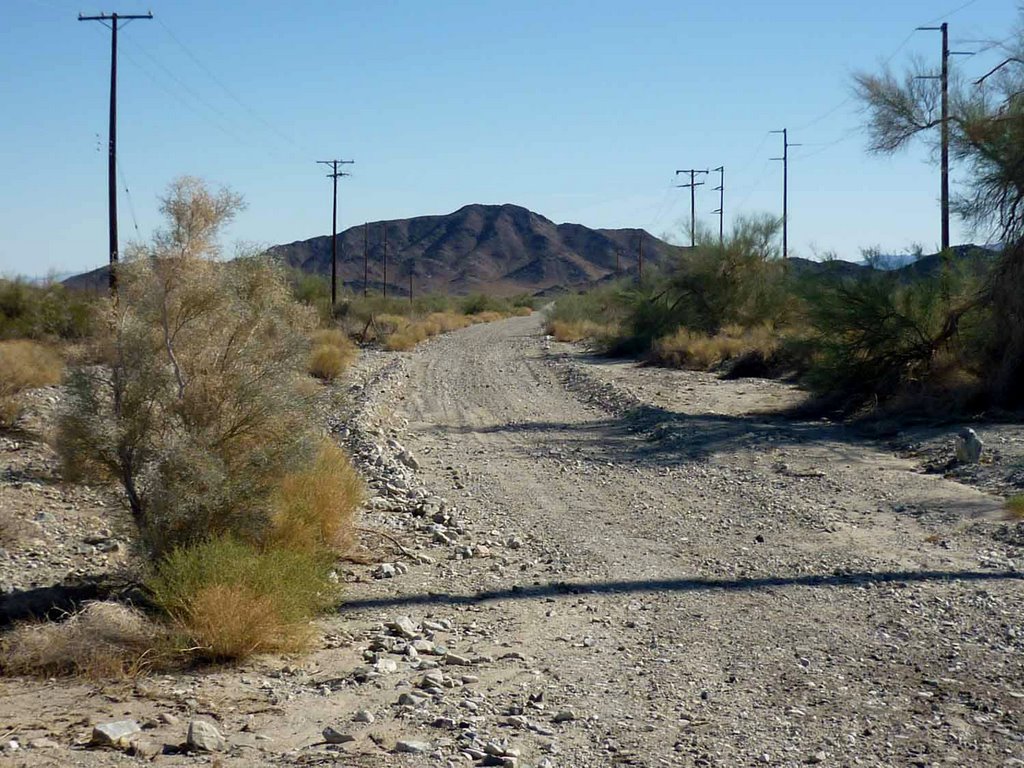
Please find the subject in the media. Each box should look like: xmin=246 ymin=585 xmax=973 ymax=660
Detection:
xmin=426 ymin=401 xmax=861 ymax=466
xmin=340 ymin=568 xmax=1023 ymax=612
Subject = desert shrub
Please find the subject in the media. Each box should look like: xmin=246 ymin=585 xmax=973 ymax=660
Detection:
xmin=57 ymin=177 xmax=322 ymax=555
xmin=461 ymin=293 xmax=511 ymax=315
xmin=308 ymin=329 xmax=357 ymax=381
xmin=0 ymin=278 xmax=97 ymax=341
xmin=549 ymin=319 xmax=613 ymax=343
xmin=801 ymin=264 xmax=983 ymax=405
xmin=384 ymin=323 xmax=429 ymax=351
xmin=425 ymin=311 xmax=472 ymax=333
xmin=468 ymin=310 xmax=505 ymax=324
xmin=513 ymin=306 xmax=533 ymax=316
xmin=0 ymin=340 xmax=63 ymax=427
xmin=0 ymin=601 xmax=171 ymax=679
xmin=147 ymin=536 xmax=336 ymax=660
xmin=268 ymin=440 xmax=363 ymax=554
xmin=1005 ymin=494 xmax=1024 ymax=520
xmin=650 ymin=324 xmax=780 ymax=370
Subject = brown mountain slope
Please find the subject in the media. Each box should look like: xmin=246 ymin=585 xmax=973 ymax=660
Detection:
xmin=62 ymin=203 xmax=683 ymax=295
xmin=268 ymin=203 xmax=682 ymax=296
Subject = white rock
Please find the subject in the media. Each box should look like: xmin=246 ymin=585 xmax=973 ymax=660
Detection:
xmin=187 ymin=720 xmax=226 ymax=752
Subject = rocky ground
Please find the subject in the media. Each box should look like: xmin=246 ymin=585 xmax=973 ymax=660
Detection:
xmin=1 ymin=313 xmax=1022 ymax=767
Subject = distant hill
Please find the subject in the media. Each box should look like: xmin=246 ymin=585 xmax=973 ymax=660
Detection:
xmin=61 ymin=205 xmax=999 ymax=296
xmin=266 ymin=203 xmax=683 ymax=297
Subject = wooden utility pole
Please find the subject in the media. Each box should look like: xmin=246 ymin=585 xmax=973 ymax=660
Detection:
xmin=382 ymin=224 xmax=388 ymax=299
xmin=363 ymin=222 xmax=369 ymax=297
xmin=408 ymin=266 xmax=413 ymax=305
xmin=771 ymin=129 xmax=800 ymax=258
xmin=712 ymin=166 xmax=725 ymax=247
xmin=675 ymin=168 xmax=708 ymax=247
xmin=78 ymin=11 xmax=152 ymax=295
xmin=316 ymin=159 xmax=353 ymax=306
xmin=916 ymin=23 xmax=972 ymax=252
xmin=638 ymin=235 xmax=644 ymax=281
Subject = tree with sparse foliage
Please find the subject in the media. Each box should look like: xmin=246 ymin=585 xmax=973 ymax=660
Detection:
xmin=854 ymin=20 xmax=1024 ymax=404
xmin=58 ymin=177 xmax=321 ymax=555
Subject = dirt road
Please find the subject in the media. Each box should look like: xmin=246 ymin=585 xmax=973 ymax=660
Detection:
xmin=2 ymin=312 xmax=1021 ymax=767
xmin=354 ymin=312 xmax=1023 ymax=766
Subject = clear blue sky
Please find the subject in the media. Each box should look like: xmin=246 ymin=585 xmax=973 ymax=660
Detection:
xmin=1 ymin=0 xmax=1018 ymax=277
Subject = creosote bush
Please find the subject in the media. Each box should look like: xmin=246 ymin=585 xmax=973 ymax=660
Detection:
xmin=0 ymin=340 xmax=64 ymax=427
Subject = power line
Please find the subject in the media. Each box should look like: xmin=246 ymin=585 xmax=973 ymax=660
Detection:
xmin=116 ymin=158 xmax=141 ymax=237
xmin=78 ymin=10 xmax=153 ymax=296
xmin=155 ymin=17 xmax=303 ymax=152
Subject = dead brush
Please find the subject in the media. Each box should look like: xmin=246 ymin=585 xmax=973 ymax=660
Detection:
xmin=0 ymin=601 xmax=174 ymax=679
xmin=308 ymin=328 xmax=357 ymax=381
xmin=548 ymin=319 xmax=609 ymax=343
xmin=269 ymin=439 xmax=363 ymax=554
xmin=651 ymin=325 xmax=779 ymax=370
xmin=0 ymin=340 xmax=63 ymax=428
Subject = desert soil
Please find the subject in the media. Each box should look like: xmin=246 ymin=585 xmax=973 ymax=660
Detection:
xmin=1 ymin=312 xmax=1022 ymax=767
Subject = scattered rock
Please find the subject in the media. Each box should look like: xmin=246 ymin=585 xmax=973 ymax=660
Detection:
xmin=187 ymin=719 xmax=226 ymax=752
xmin=955 ymin=427 xmax=984 ymax=464
xmin=322 ymin=726 xmax=355 ymax=744
xmin=91 ymin=720 xmax=141 ymax=747
xmin=395 ymin=739 xmax=431 ymax=754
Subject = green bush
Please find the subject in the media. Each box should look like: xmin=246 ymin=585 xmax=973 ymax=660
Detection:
xmin=800 ymin=263 xmax=984 ymax=405
xmin=0 ymin=278 xmax=97 ymax=341
xmin=148 ymin=536 xmax=337 ymax=660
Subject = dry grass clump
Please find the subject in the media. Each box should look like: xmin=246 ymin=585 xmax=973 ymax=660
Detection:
xmin=469 ymin=310 xmax=505 ymax=324
xmin=0 ymin=602 xmax=171 ymax=679
xmin=513 ymin=306 xmax=533 ymax=317
xmin=424 ymin=311 xmax=473 ymax=334
xmin=269 ymin=440 xmax=363 ymax=554
xmin=1006 ymin=495 xmax=1024 ymax=520
xmin=308 ymin=328 xmax=357 ymax=381
xmin=0 ymin=340 xmax=63 ymax=427
xmin=548 ymin=319 xmax=611 ymax=343
xmin=651 ymin=325 xmax=779 ymax=370
xmin=148 ymin=536 xmax=336 ymax=661
xmin=384 ymin=323 xmax=430 ymax=351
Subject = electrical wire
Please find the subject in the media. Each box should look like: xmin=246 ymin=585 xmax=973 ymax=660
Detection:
xmin=156 ymin=17 xmax=305 ymax=153
xmin=117 ymin=158 xmax=141 ymax=237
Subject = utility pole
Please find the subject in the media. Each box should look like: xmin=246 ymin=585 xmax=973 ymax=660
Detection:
xmin=675 ymin=169 xmax=708 ymax=247
xmin=408 ymin=265 xmax=413 ymax=305
xmin=78 ymin=11 xmax=152 ymax=295
xmin=316 ymin=159 xmax=353 ymax=307
xmin=638 ymin=234 xmax=644 ymax=282
xmin=363 ymin=222 xmax=369 ymax=298
xmin=712 ymin=166 xmax=725 ymax=247
xmin=916 ymin=23 xmax=972 ymax=252
xmin=382 ymin=224 xmax=388 ymax=299
xmin=770 ymin=129 xmax=801 ymax=258
xmin=615 ymin=249 xmax=620 ymax=276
